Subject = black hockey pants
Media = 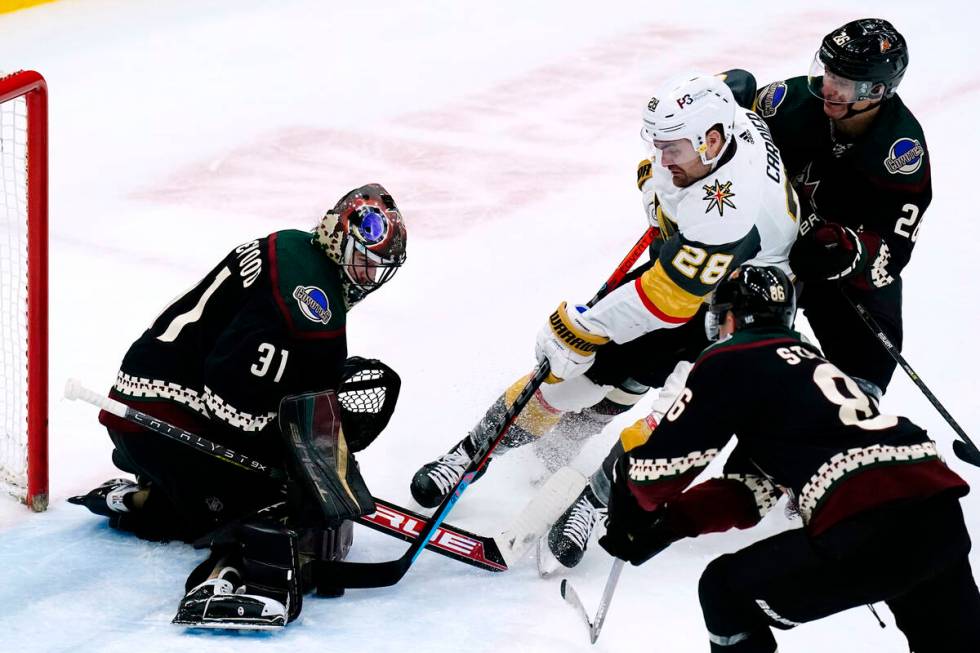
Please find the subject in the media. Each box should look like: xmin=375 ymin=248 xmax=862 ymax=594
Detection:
xmin=698 ymin=494 xmax=980 ymax=653
xmin=108 ymin=426 xmax=284 ymax=541
xmin=798 ymin=280 xmax=902 ymax=394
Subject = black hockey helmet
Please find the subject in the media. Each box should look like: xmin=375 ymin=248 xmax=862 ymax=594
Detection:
xmin=706 ymin=265 xmax=796 ymax=340
xmin=808 ymin=18 xmax=908 ymax=103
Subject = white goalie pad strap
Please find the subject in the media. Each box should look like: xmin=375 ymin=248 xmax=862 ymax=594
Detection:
xmin=539 ymin=374 xmax=612 ymax=413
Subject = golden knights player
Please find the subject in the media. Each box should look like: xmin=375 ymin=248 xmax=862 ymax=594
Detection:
xmin=726 ymin=18 xmax=928 ymax=399
xmin=69 ymin=183 xmax=407 ymax=628
xmin=599 ymin=266 xmax=979 ymax=653
xmin=409 ymin=74 xmax=799 ymax=570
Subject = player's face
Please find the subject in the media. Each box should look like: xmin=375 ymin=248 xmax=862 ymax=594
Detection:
xmin=653 ymin=138 xmax=708 ymax=188
xmin=348 ymin=248 xmax=380 ymax=286
xmin=819 ymin=73 xmax=875 ymax=119
xmin=809 ymin=65 xmax=884 ymax=121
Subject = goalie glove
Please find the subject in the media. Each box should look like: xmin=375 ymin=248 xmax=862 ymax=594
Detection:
xmin=535 ymin=301 xmax=610 ymax=382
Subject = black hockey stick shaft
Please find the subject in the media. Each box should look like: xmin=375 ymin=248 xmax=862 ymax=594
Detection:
xmin=845 ymin=297 xmax=980 ymax=467
xmin=64 ymin=379 xmax=285 ymax=479
xmin=64 ymin=379 xmax=508 ymax=572
xmin=321 ymin=226 xmax=660 ymax=588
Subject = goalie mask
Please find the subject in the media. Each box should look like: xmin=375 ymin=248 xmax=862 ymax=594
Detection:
xmin=316 ymin=183 xmax=407 ymax=307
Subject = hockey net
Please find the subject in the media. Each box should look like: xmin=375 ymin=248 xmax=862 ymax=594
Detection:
xmin=0 ymin=71 xmax=48 ymax=511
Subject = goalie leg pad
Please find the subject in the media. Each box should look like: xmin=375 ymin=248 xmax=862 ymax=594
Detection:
xmin=299 ymin=521 xmax=354 ymax=597
xmin=239 ymin=522 xmax=303 ymax=622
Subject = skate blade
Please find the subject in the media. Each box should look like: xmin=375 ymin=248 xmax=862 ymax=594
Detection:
xmin=536 ymin=535 xmax=569 ymax=578
xmin=173 ymin=618 xmax=285 ymax=631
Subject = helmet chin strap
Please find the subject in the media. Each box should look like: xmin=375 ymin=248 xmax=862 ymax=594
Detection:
xmin=700 ymin=137 xmax=731 ymax=169
xmin=838 ymin=101 xmax=880 ymax=120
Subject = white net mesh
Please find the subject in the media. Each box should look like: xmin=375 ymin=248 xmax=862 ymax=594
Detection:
xmin=0 ymin=92 xmax=30 ymax=499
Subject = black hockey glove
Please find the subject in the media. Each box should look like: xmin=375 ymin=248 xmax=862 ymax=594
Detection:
xmin=790 ymin=215 xmax=868 ymax=282
xmin=598 ymin=455 xmax=682 ymax=566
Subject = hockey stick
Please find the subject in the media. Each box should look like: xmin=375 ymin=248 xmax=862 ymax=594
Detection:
xmin=317 ymin=226 xmax=660 ymax=588
xmin=842 ymin=298 xmax=980 ymax=468
xmin=560 ymin=558 xmax=624 ymax=645
xmin=63 ymin=379 xmax=508 ymax=572
xmin=64 ymin=379 xmax=283 ymax=479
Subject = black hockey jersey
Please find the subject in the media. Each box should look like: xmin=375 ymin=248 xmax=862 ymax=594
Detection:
xmin=753 ymin=76 xmax=931 ymax=290
xmin=624 ymin=327 xmax=966 ymax=537
xmin=100 ymin=230 xmax=349 ymax=463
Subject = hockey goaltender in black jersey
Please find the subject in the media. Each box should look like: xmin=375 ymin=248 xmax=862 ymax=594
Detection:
xmin=71 ymin=183 xmax=407 ymax=629
xmin=724 ymin=18 xmax=930 ymax=396
xmin=600 ymin=266 xmax=979 ymax=653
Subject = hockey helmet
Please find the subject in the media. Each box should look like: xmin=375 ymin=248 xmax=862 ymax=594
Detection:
xmin=316 ymin=183 xmax=407 ymax=303
xmin=640 ymin=74 xmax=737 ymax=167
xmin=808 ymin=18 xmax=908 ymax=104
xmin=706 ymin=265 xmax=796 ymax=340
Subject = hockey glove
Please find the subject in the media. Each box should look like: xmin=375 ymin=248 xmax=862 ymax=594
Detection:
xmin=599 ymin=456 xmax=682 ymax=566
xmin=789 ymin=216 xmax=868 ymax=282
xmin=535 ymin=301 xmax=609 ymax=382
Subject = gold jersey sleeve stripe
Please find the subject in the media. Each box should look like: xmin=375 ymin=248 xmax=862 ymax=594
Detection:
xmin=636 ymin=261 xmax=704 ymax=324
xmin=620 ymin=417 xmax=655 ymax=452
xmin=0 ymin=0 xmax=56 ymax=14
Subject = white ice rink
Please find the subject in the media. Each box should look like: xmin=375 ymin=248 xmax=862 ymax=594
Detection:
xmin=1 ymin=1 xmax=979 ymax=651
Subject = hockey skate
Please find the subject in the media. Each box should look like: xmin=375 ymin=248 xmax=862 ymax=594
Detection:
xmin=537 ymin=485 xmax=606 ymax=576
xmin=67 ymin=478 xmax=138 ymax=517
xmin=410 ymin=435 xmax=490 ymax=508
xmin=172 ymin=568 xmax=287 ymax=630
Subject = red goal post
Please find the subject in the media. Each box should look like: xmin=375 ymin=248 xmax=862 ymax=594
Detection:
xmin=0 ymin=70 xmax=48 ymax=512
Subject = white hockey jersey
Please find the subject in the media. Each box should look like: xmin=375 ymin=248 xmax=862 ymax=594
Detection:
xmin=585 ymin=108 xmax=799 ymax=343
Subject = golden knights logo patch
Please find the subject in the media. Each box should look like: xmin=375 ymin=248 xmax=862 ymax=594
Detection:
xmin=702 ymin=179 xmax=736 ymax=216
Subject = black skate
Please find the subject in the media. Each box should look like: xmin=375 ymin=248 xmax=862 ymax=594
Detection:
xmin=537 ymin=485 xmax=607 ymax=576
xmin=410 ymin=436 xmax=490 ymax=508
xmin=67 ymin=478 xmax=138 ymax=517
xmin=172 ymin=569 xmax=287 ymax=630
